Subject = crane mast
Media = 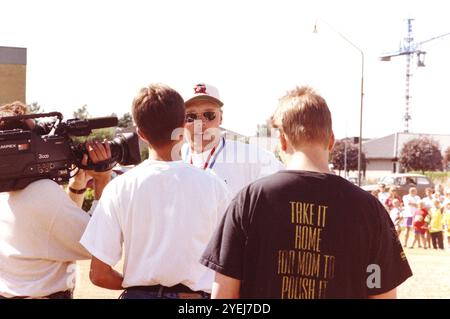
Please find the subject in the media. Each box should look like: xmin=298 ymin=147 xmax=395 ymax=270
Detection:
xmin=379 ymin=19 xmax=450 ymax=133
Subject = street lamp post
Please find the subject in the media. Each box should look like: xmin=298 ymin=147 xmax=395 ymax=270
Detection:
xmin=314 ymin=19 xmax=364 ymax=186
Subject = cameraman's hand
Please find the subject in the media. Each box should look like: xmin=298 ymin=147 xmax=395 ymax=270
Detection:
xmin=68 ymin=141 xmax=111 ymax=189
xmin=67 ymin=141 xmax=113 ymax=207
xmin=85 ymin=141 xmax=112 ymax=180
xmin=86 ymin=141 xmax=112 ymax=200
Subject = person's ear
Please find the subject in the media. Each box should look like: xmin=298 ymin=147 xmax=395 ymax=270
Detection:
xmin=279 ymin=130 xmax=288 ymax=152
xmin=219 ymin=110 xmax=223 ymax=125
xmin=136 ymin=127 xmax=149 ymax=143
xmin=328 ymin=131 xmax=335 ymax=151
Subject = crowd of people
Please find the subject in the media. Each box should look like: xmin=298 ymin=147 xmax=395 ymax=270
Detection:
xmin=372 ymin=184 xmax=450 ymax=250
xmin=1 ymin=83 xmax=412 ymax=299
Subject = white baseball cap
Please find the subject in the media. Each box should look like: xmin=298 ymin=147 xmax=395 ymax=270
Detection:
xmin=184 ymin=83 xmax=224 ymax=107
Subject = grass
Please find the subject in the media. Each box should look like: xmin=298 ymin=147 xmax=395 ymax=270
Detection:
xmin=397 ymin=247 xmax=450 ymax=299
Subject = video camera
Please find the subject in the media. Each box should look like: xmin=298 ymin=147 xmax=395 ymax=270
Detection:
xmin=0 ymin=112 xmax=141 ymax=192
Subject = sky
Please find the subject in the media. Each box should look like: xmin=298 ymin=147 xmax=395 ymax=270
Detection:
xmin=1 ymin=0 xmax=450 ymax=139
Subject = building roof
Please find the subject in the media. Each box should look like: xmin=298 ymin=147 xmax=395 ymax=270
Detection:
xmin=362 ymin=132 xmax=450 ymax=160
xmin=0 ymin=46 xmax=27 ymax=65
xmin=220 ymin=127 xmax=247 ymax=139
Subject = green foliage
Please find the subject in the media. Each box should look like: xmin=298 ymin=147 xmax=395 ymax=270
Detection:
xmin=27 ymin=102 xmax=44 ymax=114
xmin=399 ymin=138 xmax=443 ymax=173
xmin=140 ymin=148 xmax=149 ymax=161
xmin=444 ymin=147 xmax=450 ymax=171
xmin=71 ymin=128 xmax=115 ymax=145
xmin=118 ymin=112 xmax=133 ymax=128
xmin=330 ymin=139 xmax=366 ymax=173
xmin=412 ymin=171 xmax=450 ymax=185
xmin=82 ymin=188 xmax=95 ymax=212
xmin=73 ymin=105 xmax=90 ymax=119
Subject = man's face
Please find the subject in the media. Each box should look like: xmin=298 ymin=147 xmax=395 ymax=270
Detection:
xmin=184 ymin=100 xmax=222 ymax=151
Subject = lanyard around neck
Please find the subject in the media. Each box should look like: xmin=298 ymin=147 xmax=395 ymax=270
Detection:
xmin=189 ymin=137 xmax=225 ymax=170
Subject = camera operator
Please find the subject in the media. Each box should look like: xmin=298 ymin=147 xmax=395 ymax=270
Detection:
xmin=0 ymin=101 xmax=112 ymax=299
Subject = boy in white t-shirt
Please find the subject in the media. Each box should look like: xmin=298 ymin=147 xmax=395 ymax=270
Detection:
xmin=377 ymin=183 xmax=390 ymax=207
xmin=402 ymin=187 xmax=421 ymax=248
xmin=80 ymin=84 xmax=231 ymax=299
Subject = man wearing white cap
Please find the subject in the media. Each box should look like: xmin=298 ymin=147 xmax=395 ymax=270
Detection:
xmin=182 ymin=83 xmax=284 ymax=196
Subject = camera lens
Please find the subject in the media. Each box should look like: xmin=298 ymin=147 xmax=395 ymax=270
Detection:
xmin=109 ymin=132 xmax=141 ymax=166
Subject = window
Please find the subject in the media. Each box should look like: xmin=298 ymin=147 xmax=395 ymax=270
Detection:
xmin=380 ymin=176 xmax=395 ymax=185
xmin=417 ymin=177 xmax=430 ymax=185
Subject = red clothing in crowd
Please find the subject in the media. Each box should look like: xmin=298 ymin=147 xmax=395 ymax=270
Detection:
xmin=413 ymin=208 xmax=428 ymax=234
xmin=385 ymin=196 xmax=402 ymax=211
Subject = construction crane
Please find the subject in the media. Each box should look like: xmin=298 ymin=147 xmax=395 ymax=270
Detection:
xmin=379 ymin=19 xmax=450 ymax=133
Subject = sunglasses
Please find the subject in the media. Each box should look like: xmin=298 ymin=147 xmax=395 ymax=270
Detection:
xmin=185 ymin=111 xmax=217 ymax=123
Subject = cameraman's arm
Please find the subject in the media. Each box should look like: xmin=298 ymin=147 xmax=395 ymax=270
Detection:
xmin=67 ymin=165 xmax=91 ymax=208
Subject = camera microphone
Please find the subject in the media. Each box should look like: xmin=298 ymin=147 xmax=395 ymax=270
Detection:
xmin=64 ymin=116 xmax=119 ymax=136
xmin=86 ymin=117 xmax=119 ymax=129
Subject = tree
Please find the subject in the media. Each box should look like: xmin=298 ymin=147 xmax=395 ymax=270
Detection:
xmin=73 ymin=105 xmax=90 ymax=119
xmin=27 ymin=102 xmax=44 ymax=114
xmin=330 ymin=139 xmax=366 ymax=175
xmin=442 ymin=147 xmax=450 ymax=171
xmin=399 ymin=137 xmax=443 ymax=173
xmin=70 ymin=105 xmax=116 ymax=143
xmin=118 ymin=112 xmax=133 ymax=128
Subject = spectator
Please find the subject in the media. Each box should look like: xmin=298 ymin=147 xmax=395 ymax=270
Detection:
xmin=385 ymin=186 xmax=401 ymax=212
xmin=422 ymin=187 xmax=434 ymax=210
xmin=410 ymin=201 xmax=428 ymax=249
xmin=200 ymin=86 xmax=412 ymax=299
xmin=433 ymin=184 xmax=445 ymax=204
xmin=390 ymin=199 xmax=403 ymax=237
xmin=429 ymin=199 xmax=445 ymax=250
xmin=377 ymin=183 xmax=390 ymax=208
xmin=402 ymin=187 xmax=420 ymax=248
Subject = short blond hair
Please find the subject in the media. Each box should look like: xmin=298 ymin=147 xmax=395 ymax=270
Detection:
xmin=272 ymin=86 xmax=332 ymax=149
xmin=0 ymin=101 xmax=29 ymax=130
xmin=0 ymin=101 xmax=28 ymax=117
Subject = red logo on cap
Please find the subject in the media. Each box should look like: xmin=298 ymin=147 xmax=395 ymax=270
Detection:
xmin=194 ymin=84 xmax=208 ymax=94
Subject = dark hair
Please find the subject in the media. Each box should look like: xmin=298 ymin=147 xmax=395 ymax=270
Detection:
xmin=132 ymin=84 xmax=185 ymax=148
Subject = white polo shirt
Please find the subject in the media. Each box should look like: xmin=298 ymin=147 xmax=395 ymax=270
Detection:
xmin=80 ymin=160 xmax=231 ymax=293
xmin=0 ymin=179 xmax=91 ymax=298
xmin=182 ymin=138 xmax=284 ymax=196
xmin=402 ymin=194 xmax=420 ymax=218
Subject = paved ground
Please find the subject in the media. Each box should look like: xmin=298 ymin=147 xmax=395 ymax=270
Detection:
xmin=74 ymin=247 xmax=450 ymax=299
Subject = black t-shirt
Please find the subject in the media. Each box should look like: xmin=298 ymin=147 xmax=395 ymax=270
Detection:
xmin=200 ymin=170 xmax=412 ymax=299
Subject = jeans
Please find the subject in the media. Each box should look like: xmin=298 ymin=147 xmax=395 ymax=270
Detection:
xmin=119 ymin=287 xmax=210 ymax=299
